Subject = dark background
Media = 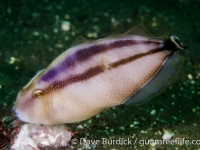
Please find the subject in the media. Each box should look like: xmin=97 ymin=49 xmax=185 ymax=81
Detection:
xmin=0 ymin=0 xmax=199 ymax=149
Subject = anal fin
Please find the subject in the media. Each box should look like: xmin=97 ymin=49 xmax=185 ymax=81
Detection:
xmin=123 ymin=52 xmax=184 ymax=106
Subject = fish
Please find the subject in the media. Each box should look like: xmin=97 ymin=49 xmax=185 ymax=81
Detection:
xmin=12 ymin=25 xmax=190 ymax=125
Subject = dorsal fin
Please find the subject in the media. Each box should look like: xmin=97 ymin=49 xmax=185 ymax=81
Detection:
xmin=123 ymin=25 xmax=155 ymax=38
xmin=70 ymin=35 xmax=88 ymax=47
xmin=23 ymin=69 xmax=45 ymax=89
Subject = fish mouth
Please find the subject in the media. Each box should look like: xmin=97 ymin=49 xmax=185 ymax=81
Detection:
xmin=11 ymin=106 xmax=17 ymax=117
xmin=11 ymin=107 xmax=24 ymax=123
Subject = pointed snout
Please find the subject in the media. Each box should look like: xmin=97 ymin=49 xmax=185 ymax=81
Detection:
xmin=11 ymin=106 xmax=17 ymax=117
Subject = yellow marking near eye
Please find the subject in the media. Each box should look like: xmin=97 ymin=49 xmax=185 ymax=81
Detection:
xmin=33 ymin=89 xmax=44 ymax=98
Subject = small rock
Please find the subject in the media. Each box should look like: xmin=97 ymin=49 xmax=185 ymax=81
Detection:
xmin=77 ymin=125 xmax=84 ymax=130
xmin=162 ymin=129 xmax=175 ymax=140
xmin=61 ymin=21 xmax=71 ymax=31
xmin=150 ymin=109 xmax=156 ymax=115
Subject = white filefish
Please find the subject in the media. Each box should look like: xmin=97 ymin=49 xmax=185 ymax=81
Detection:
xmin=12 ymin=25 xmax=190 ymax=125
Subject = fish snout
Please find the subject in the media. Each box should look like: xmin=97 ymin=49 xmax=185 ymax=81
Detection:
xmin=11 ymin=106 xmax=17 ymax=117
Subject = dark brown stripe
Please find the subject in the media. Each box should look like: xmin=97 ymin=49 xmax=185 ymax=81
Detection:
xmin=110 ymin=48 xmax=164 ymax=68
xmin=43 ymin=48 xmax=166 ymax=94
xmin=44 ymin=66 xmax=104 ymax=94
xmin=41 ymin=38 xmax=162 ymax=82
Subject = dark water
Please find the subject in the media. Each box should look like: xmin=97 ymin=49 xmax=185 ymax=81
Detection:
xmin=0 ymin=0 xmax=200 ymax=149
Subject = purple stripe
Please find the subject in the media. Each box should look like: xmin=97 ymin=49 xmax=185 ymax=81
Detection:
xmin=44 ymin=66 xmax=104 ymax=94
xmin=43 ymin=47 xmax=167 ymax=94
xmin=40 ymin=54 xmax=77 ymax=81
xmin=75 ymin=40 xmax=155 ymax=61
xmin=40 ymin=38 xmax=162 ymax=82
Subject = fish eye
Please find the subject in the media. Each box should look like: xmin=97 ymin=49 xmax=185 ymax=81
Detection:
xmin=33 ymin=89 xmax=44 ymax=98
